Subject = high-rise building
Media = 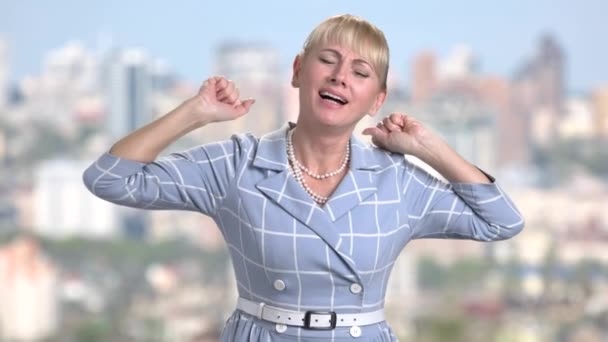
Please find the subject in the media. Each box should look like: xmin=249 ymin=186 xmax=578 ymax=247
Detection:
xmin=558 ymin=98 xmax=594 ymax=139
xmin=106 ymin=49 xmax=152 ymax=139
xmin=410 ymin=51 xmax=437 ymax=105
xmin=43 ymin=41 xmax=98 ymax=94
xmin=438 ymin=45 xmax=477 ymax=82
xmin=592 ymin=87 xmax=608 ymax=138
xmin=420 ymin=94 xmax=498 ymax=171
xmin=514 ymin=35 xmax=565 ymax=111
xmin=35 ymin=41 xmax=100 ymax=131
xmin=150 ymin=58 xmax=177 ymax=93
xmin=479 ymin=77 xmax=530 ymax=167
xmin=0 ymin=237 xmax=59 ymax=341
xmin=509 ymin=34 xmax=565 ymax=162
xmin=0 ymin=38 xmax=8 ymax=111
xmin=208 ymin=42 xmax=282 ymax=141
xmin=0 ymin=129 xmax=5 ymax=163
xmin=535 ymin=35 xmax=565 ymax=114
xmin=33 ymin=159 xmax=119 ymax=238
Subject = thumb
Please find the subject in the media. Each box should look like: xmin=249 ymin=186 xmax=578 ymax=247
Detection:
xmin=362 ymin=126 xmax=388 ymax=147
xmin=234 ymin=98 xmax=256 ymax=115
xmin=199 ymin=77 xmax=217 ymax=95
xmin=362 ymin=126 xmax=386 ymax=139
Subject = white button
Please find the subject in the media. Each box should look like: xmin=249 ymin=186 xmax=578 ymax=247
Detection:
xmin=273 ymin=279 xmax=286 ymax=291
xmin=350 ymin=283 xmax=362 ymax=294
xmin=275 ymin=323 xmax=287 ymax=333
xmin=350 ymin=325 xmax=362 ymax=337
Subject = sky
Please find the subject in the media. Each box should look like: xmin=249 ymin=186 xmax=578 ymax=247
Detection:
xmin=1 ymin=0 xmax=606 ymax=93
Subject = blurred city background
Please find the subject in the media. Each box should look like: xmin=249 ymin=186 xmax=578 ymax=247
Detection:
xmin=1 ymin=1 xmax=607 ymax=341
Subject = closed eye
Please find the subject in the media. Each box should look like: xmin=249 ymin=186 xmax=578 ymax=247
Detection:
xmin=320 ymin=57 xmax=335 ymax=64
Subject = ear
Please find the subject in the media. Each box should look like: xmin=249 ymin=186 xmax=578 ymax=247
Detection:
xmin=291 ymin=54 xmax=302 ymax=88
xmin=368 ymin=89 xmax=387 ymax=116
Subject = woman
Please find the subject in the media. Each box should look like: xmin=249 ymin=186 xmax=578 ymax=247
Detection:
xmin=83 ymin=14 xmax=524 ymax=341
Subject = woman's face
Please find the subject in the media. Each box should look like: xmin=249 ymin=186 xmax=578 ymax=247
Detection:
xmin=292 ymin=43 xmax=386 ymax=130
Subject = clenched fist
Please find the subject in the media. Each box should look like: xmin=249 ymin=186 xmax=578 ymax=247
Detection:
xmin=190 ymin=76 xmax=256 ymax=124
xmin=362 ymin=113 xmax=432 ymax=157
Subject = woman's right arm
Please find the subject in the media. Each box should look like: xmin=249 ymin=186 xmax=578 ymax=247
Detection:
xmin=110 ymin=76 xmax=255 ymax=162
xmin=82 ymin=76 xmax=255 ymax=214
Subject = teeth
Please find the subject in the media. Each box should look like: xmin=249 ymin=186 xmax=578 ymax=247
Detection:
xmin=320 ymin=91 xmax=346 ymax=104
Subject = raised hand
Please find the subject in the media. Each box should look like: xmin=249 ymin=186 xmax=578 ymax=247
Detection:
xmin=191 ymin=76 xmax=256 ymax=124
xmin=363 ymin=113 xmax=492 ymax=183
xmin=362 ymin=113 xmax=431 ymax=156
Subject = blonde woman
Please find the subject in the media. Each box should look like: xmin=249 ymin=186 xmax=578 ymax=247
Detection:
xmin=84 ymin=14 xmax=524 ymax=341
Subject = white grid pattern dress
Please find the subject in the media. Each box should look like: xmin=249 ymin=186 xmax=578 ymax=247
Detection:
xmin=83 ymin=123 xmax=525 ymax=341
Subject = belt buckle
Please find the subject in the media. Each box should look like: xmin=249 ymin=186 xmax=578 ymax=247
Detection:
xmin=303 ymin=311 xmax=337 ymax=330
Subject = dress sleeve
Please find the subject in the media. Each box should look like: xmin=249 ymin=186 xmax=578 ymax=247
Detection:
xmin=403 ymin=161 xmax=525 ymax=241
xmin=82 ymin=134 xmax=252 ymax=216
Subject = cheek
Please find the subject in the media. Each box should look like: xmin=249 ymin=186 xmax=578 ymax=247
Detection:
xmin=354 ymin=87 xmax=380 ymax=108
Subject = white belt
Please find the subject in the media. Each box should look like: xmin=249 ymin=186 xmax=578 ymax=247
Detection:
xmin=236 ymin=297 xmax=385 ymax=330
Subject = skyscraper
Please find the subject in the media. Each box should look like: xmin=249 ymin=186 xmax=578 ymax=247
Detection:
xmin=106 ymin=49 xmax=152 ymax=139
xmin=209 ymin=42 xmax=282 ymax=141
xmin=514 ymin=35 xmax=565 ymax=114
xmin=593 ymin=87 xmax=608 ymax=138
xmin=438 ymin=45 xmax=477 ymax=82
xmin=480 ymin=77 xmax=529 ymax=167
xmin=536 ymin=35 xmax=565 ymax=114
xmin=33 ymin=159 xmax=119 ymax=238
xmin=410 ymin=51 xmax=437 ymax=105
xmin=0 ymin=38 xmax=8 ymax=110
xmin=509 ymin=34 xmax=565 ymax=166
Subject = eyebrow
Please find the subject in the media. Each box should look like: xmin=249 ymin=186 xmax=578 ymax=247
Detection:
xmin=320 ymin=48 xmax=374 ymax=69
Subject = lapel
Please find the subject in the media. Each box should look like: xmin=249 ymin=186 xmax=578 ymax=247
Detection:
xmin=322 ymin=136 xmax=382 ymax=222
xmin=253 ymin=123 xmax=384 ymax=278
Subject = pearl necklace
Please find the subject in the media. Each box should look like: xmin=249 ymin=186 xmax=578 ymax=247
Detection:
xmin=286 ymin=129 xmax=350 ymax=205
xmin=288 ymin=129 xmax=350 ymax=179
xmin=291 ymin=138 xmax=350 ymax=180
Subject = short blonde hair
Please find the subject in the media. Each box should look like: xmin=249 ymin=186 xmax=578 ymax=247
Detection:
xmin=301 ymin=14 xmax=389 ymax=90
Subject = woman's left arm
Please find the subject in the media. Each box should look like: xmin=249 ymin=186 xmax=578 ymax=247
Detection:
xmin=363 ymin=113 xmax=525 ymax=241
xmin=363 ymin=113 xmax=491 ymax=183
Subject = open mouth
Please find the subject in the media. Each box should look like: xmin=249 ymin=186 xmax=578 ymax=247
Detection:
xmin=319 ymin=91 xmax=348 ymax=105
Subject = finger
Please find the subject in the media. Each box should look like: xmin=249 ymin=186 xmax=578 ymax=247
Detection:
xmin=389 ymin=113 xmax=404 ymax=127
xmin=402 ymin=115 xmax=419 ymax=130
xmin=402 ymin=114 xmax=416 ymax=125
xmin=221 ymin=79 xmax=233 ymax=94
xmin=226 ymin=87 xmax=240 ymax=105
xmin=214 ymin=77 xmax=229 ymax=92
xmin=362 ymin=126 xmax=380 ymax=136
xmin=199 ymin=78 xmax=215 ymax=94
xmin=217 ymin=81 xmax=237 ymax=102
xmin=361 ymin=126 xmax=388 ymax=148
xmin=219 ymin=87 xmax=239 ymax=105
xmin=382 ymin=117 xmax=401 ymax=132
xmin=365 ymin=125 xmax=390 ymax=140
xmin=375 ymin=122 xmax=390 ymax=134
xmin=233 ymin=98 xmax=256 ymax=116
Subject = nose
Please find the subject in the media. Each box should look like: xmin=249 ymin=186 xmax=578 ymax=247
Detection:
xmin=329 ymin=62 xmax=348 ymax=87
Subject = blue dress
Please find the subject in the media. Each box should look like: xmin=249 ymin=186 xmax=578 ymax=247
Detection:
xmin=83 ymin=123 xmax=524 ymax=341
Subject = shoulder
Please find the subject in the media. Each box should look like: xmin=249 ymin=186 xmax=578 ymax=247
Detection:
xmin=349 ymin=135 xmax=409 ymax=171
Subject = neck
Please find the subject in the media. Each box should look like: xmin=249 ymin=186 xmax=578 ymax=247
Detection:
xmin=290 ymin=121 xmax=351 ymax=174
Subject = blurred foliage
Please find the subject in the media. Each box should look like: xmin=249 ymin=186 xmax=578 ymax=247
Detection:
xmin=73 ymin=318 xmax=112 ymax=342
xmin=19 ymin=121 xmax=72 ymax=166
xmin=534 ymin=137 xmax=608 ymax=185
xmin=0 ymin=233 xmax=230 ymax=282
xmin=414 ymin=315 xmax=467 ymax=342
xmin=417 ymin=256 xmax=490 ymax=291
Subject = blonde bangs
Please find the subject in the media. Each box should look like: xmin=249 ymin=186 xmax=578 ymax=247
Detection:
xmin=302 ymin=14 xmax=389 ymax=90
